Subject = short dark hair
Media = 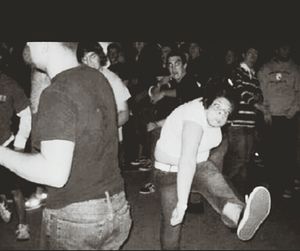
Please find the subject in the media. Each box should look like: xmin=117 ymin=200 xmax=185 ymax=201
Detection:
xmin=202 ymin=78 xmax=239 ymax=117
xmin=107 ymin=42 xmax=121 ymax=53
xmin=77 ymin=42 xmax=107 ymax=66
xmin=166 ymin=49 xmax=187 ymax=65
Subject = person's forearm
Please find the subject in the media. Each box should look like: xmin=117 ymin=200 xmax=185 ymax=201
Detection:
xmin=162 ymin=89 xmax=176 ymax=98
xmin=118 ymin=110 xmax=129 ymax=127
xmin=177 ymin=158 xmax=197 ymax=207
xmin=14 ymin=107 xmax=32 ymax=149
xmin=0 ymin=146 xmax=65 ymax=187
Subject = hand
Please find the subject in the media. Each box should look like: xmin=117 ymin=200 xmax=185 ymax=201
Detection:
xmin=170 ymin=204 xmax=187 ymax=226
xmin=286 ymin=106 xmax=298 ymax=119
xmin=263 ymin=111 xmax=272 ymax=126
xmin=151 ymin=91 xmax=165 ymax=104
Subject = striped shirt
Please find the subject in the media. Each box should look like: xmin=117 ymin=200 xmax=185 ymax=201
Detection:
xmin=230 ymin=63 xmax=263 ymax=128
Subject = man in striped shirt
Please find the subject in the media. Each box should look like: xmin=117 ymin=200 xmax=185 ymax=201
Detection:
xmin=224 ymin=44 xmax=271 ymax=196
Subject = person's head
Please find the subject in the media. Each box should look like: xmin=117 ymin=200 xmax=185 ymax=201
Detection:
xmin=160 ymin=43 xmax=175 ymax=66
xmin=241 ymin=44 xmax=259 ymax=69
xmin=274 ymin=42 xmax=291 ymax=62
xmin=107 ymin=43 xmax=121 ymax=65
xmin=23 ymin=42 xmax=78 ymax=71
xmin=167 ymin=50 xmax=187 ymax=82
xmin=203 ymin=81 xmax=238 ymax=127
xmin=77 ymin=42 xmax=107 ymax=70
xmin=224 ymin=48 xmax=237 ymax=66
xmin=188 ymin=42 xmax=203 ymax=60
xmin=133 ymin=42 xmax=146 ymax=53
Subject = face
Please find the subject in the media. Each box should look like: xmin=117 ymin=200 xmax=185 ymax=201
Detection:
xmin=276 ymin=45 xmax=291 ymax=61
xmin=243 ymin=48 xmax=258 ymax=68
xmin=161 ymin=46 xmax=172 ymax=64
xmin=224 ymin=49 xmax=236 ymax=65
xmin=133 ymin=42 xmax=145 ymax=52
xmin=206 ymin=97 xmax=232 ymax=127
xmin=82 ymin=52 xmax=101 ymax=70
xmin=107 ymin=48 xmax=119 ymax=64
xmin=189 ymin=43 xmax=202 ymax=59
xmin=168 ymin=56 xmax=186 ymax=82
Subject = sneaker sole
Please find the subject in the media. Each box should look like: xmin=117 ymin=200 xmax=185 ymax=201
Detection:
xmin=25 ymin=202 xmax=45 ymax=211
xmin=138 ymin=167 xmax=152 ymax=172
xmin=237 ymin=186 xmax=271 ymax=241
xmin=139 ymin=190 xmax=155 ymax=194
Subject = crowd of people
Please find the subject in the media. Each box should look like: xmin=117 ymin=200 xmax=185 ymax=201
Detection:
xmin=0 ymin=41 xmax=298 ymax=250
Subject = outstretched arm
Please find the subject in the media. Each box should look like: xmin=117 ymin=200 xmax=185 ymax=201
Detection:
xmin=171 ymin=120 xmax=203 ymax=226
xmin=0 ymin=139 xmax=74 ymax=188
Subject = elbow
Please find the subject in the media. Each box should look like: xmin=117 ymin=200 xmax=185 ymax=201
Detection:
xmin=50 ymin=177 xmax=68 ymax=188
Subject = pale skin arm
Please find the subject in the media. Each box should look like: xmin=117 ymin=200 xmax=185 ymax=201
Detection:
xmin=0 ymin=139 xmax=75 ymax=188
xmin=171 ymin=121 xmax=203 ymax=226
xmin=117 ymin=101 xmax=129 ymax=127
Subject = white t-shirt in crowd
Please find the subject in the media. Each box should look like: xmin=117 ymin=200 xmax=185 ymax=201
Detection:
xmin=156 ymin=98 xmax=222 ymax=164
xmin=100 ymin=67 xmax=131 ymax=141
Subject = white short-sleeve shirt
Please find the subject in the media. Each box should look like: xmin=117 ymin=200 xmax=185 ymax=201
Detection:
xmin=156 ymin=98 xmax=222 ymax=163
xmin=100 ymin=68 xmax=131 ymax=141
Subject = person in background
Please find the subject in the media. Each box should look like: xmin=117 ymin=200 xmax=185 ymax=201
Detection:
xmin=77 ymin=42 xmax=131 ymax=171
xmin=224 ymin=43 xmax=271 ymax=196
xmin=257 ymin=42 xmax=300 ymax=199
xmin=0 ymin=46 xmax=31 ymax=240
xmin=139 ymin=49 xmax=204 ymax=195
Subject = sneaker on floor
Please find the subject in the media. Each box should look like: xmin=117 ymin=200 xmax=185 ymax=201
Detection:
xmin=138 ymin=159 xmax=153 ymax=171
xmin=0 ymin=201 xmax=11 ymax=223
xmin=25 ymin=193 xmax=47 ymax=211
xmin=139 ymin=183 xmax=156 ymax=194
xmin=294 ymin=179 xmax=300 ymax=191
xmin=237 ymin=186 xmax=271 ymax=241
xmin=282 ymin=189 xmax=293 ymax=199
xmin=16 ymin=224 xmax=30 ymax=241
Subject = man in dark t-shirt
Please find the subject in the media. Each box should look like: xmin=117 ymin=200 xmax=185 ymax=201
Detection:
xmin=0 ymin=42 xmax=132 ymax=250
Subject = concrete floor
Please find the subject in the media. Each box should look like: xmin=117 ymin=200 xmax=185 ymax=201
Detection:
xmin=0 ymin=169 xmax=300 ymax=250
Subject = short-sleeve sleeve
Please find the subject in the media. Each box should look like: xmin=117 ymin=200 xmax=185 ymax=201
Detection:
xmin=182 ymin=100 xmax=206 ymax=126
xmin=36 ymin=90 xmax=76 ymax=142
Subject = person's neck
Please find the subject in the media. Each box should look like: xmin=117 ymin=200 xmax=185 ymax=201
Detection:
xmin=47 ymin=56 xmax=80 ymax=79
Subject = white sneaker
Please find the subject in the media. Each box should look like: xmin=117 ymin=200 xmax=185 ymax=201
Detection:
xmin=16 ymin=224 xmax=30 ymax=241
xmin=0 ymin=201 xmax=11 ymax=223
xmin=25 ymin=192 xmax=47 ymax=211
xmin=237 ymin=186 xmax=271 ymax=241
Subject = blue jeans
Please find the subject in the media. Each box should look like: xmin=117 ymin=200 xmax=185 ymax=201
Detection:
xmin=39 ymin=191 xmax=132 ymax=250
xmin=154 ymin=159 xmax=244 ymax=250
xmin=224 ymin=126 xmax=256 ymax=195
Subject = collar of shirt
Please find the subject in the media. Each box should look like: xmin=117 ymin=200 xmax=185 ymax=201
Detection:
xmin=240 ymin=62 xmax=255 ymax=79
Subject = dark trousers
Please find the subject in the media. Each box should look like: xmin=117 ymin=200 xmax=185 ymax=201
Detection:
xmin=263 ymin=116 xmax=297 ymax=193
xmin=224 ymin=126 xmax=256 ymax=195
xmin=154 ymin=157 xmax=244 ymax=250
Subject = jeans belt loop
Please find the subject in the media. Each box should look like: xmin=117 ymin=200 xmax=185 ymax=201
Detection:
xmin=105 ymin=191 xmax=114 ymax=221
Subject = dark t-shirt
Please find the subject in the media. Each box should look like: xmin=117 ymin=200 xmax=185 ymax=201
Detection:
xmin=32 ymin=65 xmax=124 ymax=209
xmin=0 ymin=72 xmax=29 ymax=144
xmin=176 ymin=73 xmax=204 ymax=105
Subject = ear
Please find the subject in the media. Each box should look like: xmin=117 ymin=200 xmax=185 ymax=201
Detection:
xmin=183 ymin=62 xmax=187 ymax=70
